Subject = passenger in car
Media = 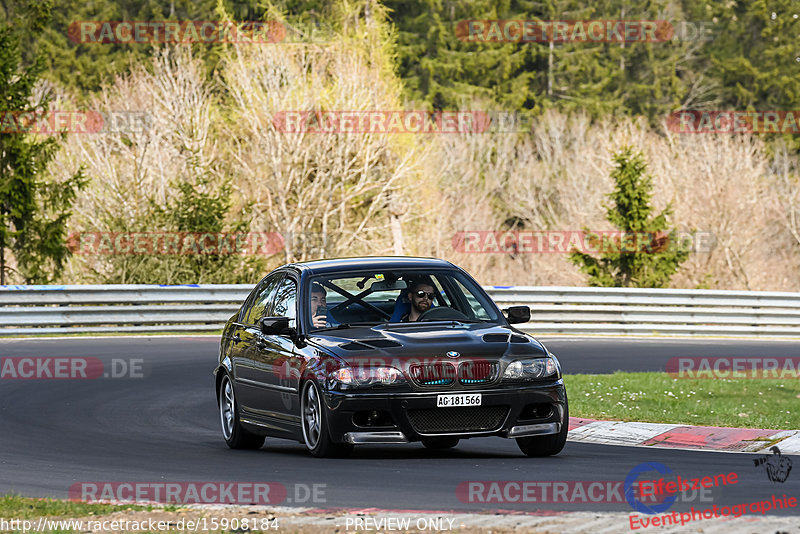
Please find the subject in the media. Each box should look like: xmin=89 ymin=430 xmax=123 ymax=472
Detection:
xmin=310 ymin=283 xmax=336 ymax=328
xmin=402 ymin=280 xmax=436 ymax=322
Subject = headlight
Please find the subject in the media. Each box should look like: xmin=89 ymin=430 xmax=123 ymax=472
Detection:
xmin=503 ymin=358 xmax=558 ymax=380
xmin=332 ymin=366 xmax=405 ymax=387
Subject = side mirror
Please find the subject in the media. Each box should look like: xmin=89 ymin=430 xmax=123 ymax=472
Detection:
xmin=259 ymin=316 xmax=291 ymax=335
xmin=258 ymin=317 xmax=304 ymax=347
xmin=504 ymin=306 xmax=531 ymax=324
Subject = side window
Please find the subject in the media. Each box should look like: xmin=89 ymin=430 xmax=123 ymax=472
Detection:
xmin=271 ymin=277 xmax=297 ymax=327
xmin=243 ymin=273 xmax=283 ymax=325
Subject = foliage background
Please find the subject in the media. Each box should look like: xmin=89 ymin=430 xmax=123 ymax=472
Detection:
xmin=2 ymin=0 xmax=798 ymax=288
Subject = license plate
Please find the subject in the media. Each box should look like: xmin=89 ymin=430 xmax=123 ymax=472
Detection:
xmin=437 ymin=393 xmax=482 ymax=407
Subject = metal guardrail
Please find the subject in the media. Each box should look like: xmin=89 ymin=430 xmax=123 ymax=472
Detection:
xmin=0 ymin=285 xmax=252 ymax=335
xmin=489 ymin=286 xmax=800 ymax=337
xmin=1 ymin=284 xmax=800 ymax=337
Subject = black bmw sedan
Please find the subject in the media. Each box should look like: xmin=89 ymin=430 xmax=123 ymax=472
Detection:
xmin=214 ymin=257 xmax=568 ymax=457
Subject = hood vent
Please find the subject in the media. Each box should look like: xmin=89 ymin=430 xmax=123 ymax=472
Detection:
xmin=482 ymin=333 xmax=530 ymax=344
xmin=340 ymin=339 xmax=403 ymax=351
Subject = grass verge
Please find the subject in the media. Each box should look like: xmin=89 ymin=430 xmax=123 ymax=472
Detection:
xmin=565 ymin=372 xmax=800 ymax=430
xmin=0 ymin=494 xmax=151 ymax=519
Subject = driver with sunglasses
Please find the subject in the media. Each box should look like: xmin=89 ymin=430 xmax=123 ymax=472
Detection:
xmin=402 ymin=280 xmax=437 ymax=322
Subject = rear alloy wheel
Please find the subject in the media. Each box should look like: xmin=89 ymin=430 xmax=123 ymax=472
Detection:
xmin=301 ymin=380 xmax=353 ymax=458
xmin=219 ymin=374 xmax=264 ymax=450
xmin=421 ymin=437 xmax=460 ymax=449
xmin=516 ymin=403 xmax=568 ymax=457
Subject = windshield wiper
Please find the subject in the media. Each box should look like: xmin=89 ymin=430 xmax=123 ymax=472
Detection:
xmin=420 ymin=319 xmax=491 ymax=324
xmin=376 ymin=319 xmax=490 ymax=328
xmin=314 ymin=322 xmax=381 ymax=331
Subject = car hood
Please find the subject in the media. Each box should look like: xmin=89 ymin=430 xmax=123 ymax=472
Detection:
xmin=308 ymin=322 xmax=548 ymax=364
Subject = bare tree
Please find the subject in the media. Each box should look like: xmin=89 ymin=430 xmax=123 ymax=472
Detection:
xmin=221 ymin=41 xmax=422 ymax=263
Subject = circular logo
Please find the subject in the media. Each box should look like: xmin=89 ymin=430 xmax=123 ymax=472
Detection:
xmin=624 ymin=461 xmax=676 ymax=515
xmin=446 ymin=351 xmax=460 ymax=359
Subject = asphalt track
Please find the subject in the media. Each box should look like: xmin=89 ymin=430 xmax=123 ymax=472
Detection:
xmin=0 ymin=336 xmax=798 ymax=514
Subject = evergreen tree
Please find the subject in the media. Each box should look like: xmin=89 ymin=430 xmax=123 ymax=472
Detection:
xmin=384 ymin=0 xmax=705 ymax=124
xmin=693 ymin=0 xmax=800 ymax=111
xmin=6 ymin=0 xmax=794 ymax=129
xmin=0 ymin=3 xmax=87 ymax=284
xmin=98 ymin=175 xmax=267 ymax=285
xmin=569 ymin=147 xmax=689 ymax=288
xmin=10 ymin=0 xmax=222 ymax=95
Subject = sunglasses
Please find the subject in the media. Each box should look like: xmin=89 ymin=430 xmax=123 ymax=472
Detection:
xmin=414 ymin=290 xmax=436 ymax=300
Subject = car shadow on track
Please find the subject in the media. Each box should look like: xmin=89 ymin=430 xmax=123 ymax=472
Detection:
xmin=253 ymin=441 xmax=550 ymax=460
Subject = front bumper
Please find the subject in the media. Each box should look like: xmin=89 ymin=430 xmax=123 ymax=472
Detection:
xmin=324 ymin=381 xmax=567 ymax=443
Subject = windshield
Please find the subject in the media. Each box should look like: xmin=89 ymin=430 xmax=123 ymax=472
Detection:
xmin=307 ymin=269 xmax=501 ymax=330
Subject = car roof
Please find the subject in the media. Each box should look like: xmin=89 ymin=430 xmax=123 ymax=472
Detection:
xmin=285 ymin=256 xmax=457 ymax=275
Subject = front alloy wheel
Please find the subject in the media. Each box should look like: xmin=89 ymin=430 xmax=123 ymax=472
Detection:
xmin=301 ymin=380 xmax=352 ymax=458
xmin=219 ymin=374 xmax=264 ymax=449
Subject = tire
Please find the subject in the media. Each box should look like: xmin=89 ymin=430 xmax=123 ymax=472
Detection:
xmin=421 ymin=437 xmax=460 ymax=449
xmin=301 ymin=380 xmax=353 ymax=458
xmin=219 ymin=374 xmax=265 ymax=450
xmin=516 ymin=403 xmax=568 ymax=457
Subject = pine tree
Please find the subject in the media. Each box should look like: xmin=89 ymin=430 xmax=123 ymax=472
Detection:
xmin=569 ymin=147 xmax=689 ymax=288
xmin=698 ymin=0 xmax=800 ymax=111
xmin=0 ymin=4 xmax=87 ymax=284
